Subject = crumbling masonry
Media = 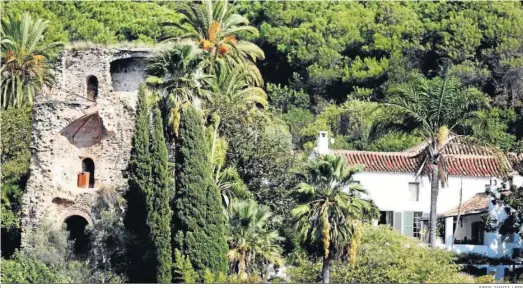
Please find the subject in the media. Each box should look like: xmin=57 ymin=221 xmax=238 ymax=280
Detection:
xmin=21 ymin=48 xmax=153 ymax=244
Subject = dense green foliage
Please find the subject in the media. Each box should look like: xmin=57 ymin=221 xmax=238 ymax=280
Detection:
xmin=149 ymin=108 xmax=173 ymax=283
xmin=1 ymin=107 xmax=32 ymax=257
xmin=1 ymin=107 xmax=31 ymax=229
xmin=3 ymin=1 xmax=181 ymax=45
xmin=126 ymin=87 xmax=173 ymax=283
xmin=488 ymin=180 xmax=523 ymax=238
xmin=0 ymin=252 xmax=72 ymax=284
xmin=288 ymin=225 xmax=474 ymax=284
xmin=4 ymin=0 xmax=522 ymax=151
xmin=86 ymin=187 xmax=129 ymax=283
xmin=221 ymin=114 xmax=297 ymax=219
xmin=173 ymin=104 xmax=228 ymax=279
xmin=125 ymin=85 xmax=156 ymax=282
xmin=241 ymin=1 xmax=523 ymax=151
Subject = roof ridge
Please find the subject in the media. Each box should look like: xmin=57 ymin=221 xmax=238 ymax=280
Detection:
xmin=331 ymin=149 xmax=500 ymax=159
xmin=332 ymin=150 xmax=413 ymax=156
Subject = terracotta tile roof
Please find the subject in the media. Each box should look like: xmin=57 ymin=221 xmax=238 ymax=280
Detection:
xmin=439 ymin=193 xmax=489 ymax=217
xmin=331 ymin=150 xmax=506 ymax=177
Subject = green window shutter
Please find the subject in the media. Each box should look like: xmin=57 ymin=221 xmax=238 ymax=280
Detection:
xmin=393 ymin=211 xmax=402 ymax=232
xmin=403 ymin=211 xmax=414 ymax=237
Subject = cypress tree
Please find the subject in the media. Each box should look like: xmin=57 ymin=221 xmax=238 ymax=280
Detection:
xmin=173 ymin=104 xmax=228 ymax=279
xmin=125 ymin=84 xmax=156 ymax=282
xmin=149 ymin=108 xmax=173 ymax=283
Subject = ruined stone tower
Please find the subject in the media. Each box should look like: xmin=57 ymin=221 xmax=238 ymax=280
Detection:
xmin=21 ymin=48 xmax=152 ymax=244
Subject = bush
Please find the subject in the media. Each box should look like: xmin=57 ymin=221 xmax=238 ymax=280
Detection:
xmin=288 ymin=225 xmax=475 ymax=283
xmin=0 ymin=252 xmax=72 ymax=283
xmin=475 ymin=275 xmax=495 ymax=284
xmin=87 ymin=186 xmax=129 ymax=283
xmin=23 ymin=221 xmax=72 ymax=268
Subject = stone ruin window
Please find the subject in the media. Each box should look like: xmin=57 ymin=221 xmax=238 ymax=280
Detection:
xmin=81 ymin=158 xmax=95 ymax=188
xmin=86 ymin=76 xmax=98 ymax=101
xmin=65 ymin=215 xmax=90 ymax=258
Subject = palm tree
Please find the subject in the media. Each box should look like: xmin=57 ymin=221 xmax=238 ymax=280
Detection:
xmin=206 ymin=64 xmax=268 ymax=124
xmin=291 ymin=155 xmax=377 ymax=283
xmin=227 ymin=199 xmax=284 ymax=280
xmin=385 ymin=70 xmax=491 ymax=247
xmin=1 ymin=12 xmax=62 ymax=108
xmin=215 ymin=166 xmax=251 ymax=210
xmin=147 ymin=41 xmax=211 ymax=106
xmin=207 ymin=115 xmax=252 ymax=209
xmin=169 ymin=0 xmax=264 ymax=85
xmin=147 ymin=41 xmax=213 ymax=164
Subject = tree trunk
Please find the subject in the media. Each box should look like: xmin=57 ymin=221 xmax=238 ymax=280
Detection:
xmin=452 ymin=177 xmax=464 ymax=249
xmin=321 ymin=258 xmax=331 ymax=284
xmin=429 ymin=163 xmax=440 ymax=248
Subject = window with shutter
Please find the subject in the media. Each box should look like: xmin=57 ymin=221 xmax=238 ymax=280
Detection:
xmin=393 ymin=211 xmax=402 ymax=232
xmin=403 ymin=211 xmax=414 ymax=236
xmin=409 ymin=182 xmax=420 ymax=201
xmin=379 ymin=211 xmax=394 ymax=226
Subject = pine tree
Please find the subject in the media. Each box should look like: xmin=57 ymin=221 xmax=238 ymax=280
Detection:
xmin=173 ymin=104 xmax=228 ymax=280
xmin=148 ymin=108 xmax=173 ymax=283
xmin=125 ymin=84 xmax=156 ymax=282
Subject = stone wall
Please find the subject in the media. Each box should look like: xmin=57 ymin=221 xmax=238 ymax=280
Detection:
xmin=21 ymin=48 xmax=152 ymax=243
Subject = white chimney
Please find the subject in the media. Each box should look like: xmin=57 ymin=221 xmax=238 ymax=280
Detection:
xmin=316 ymin=131 xmax=329 ymax=155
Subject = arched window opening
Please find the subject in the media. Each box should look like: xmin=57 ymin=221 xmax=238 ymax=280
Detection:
xmin=65 ymin=215 xmax=90 ymax=258
xmin=86 ymin=76 xmax=98 ymax=101
xmin=82 ymin=158 xmax=95 ymax=188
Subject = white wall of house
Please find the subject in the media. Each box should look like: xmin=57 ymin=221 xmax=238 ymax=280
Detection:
xmin=454 ymin=214 xmax=484 ymax=242
xmin=439 ymin=186 xmax=523 ymax=259
xmin=352 ymin=172 xmax=490 ymax=215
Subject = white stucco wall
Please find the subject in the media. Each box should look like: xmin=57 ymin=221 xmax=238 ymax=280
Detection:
xmin=454 ymin=214 xmax=484 ymax=242
xmin=352 ymin=171 xmax=490 ymax=215
xmin=439 ymin=186 xmax=523 ymax=258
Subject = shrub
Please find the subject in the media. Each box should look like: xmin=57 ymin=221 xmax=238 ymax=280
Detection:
xmin=288 ymin=225 xmax=475 ymax=283
xmin=0 ymin=252 xmax=72 ymax=283
xmin=475 ymin=275 xmax=495 ymax=284
xmin=87 ymin=186 xmax=129 ymax=283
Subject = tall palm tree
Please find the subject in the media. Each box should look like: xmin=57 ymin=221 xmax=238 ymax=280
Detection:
xmin=147 ymin=41 xmax=213 ymax=164
xmin=385 ymin=70 xmax=492 ymax=247
xmin=1 ymin=12 xmax=62 ymax=108
xmin=168 ymin=0 xmax=264 ymax=85
xmin=227 ymin=199 xmax=284 ymax=280
xmin=147 ymin=41 xmax=211 ymax=106
xmin=205 ymin=64 xmax=268 ymax=124
xmin=291 ymin=155 xmax=377 ymax=283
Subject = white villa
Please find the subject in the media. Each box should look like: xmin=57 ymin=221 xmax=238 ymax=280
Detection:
xmin=310 ymin=131 xmax=523 ymax=279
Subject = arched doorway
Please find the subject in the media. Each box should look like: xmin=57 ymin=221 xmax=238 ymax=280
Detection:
xmin=82 ymin=158 xmax=95 ymax=188
xmin=65 ymin=215 xmax=90 ymax=257
xmin=86 ymin=76 xmax=98 ymax=101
